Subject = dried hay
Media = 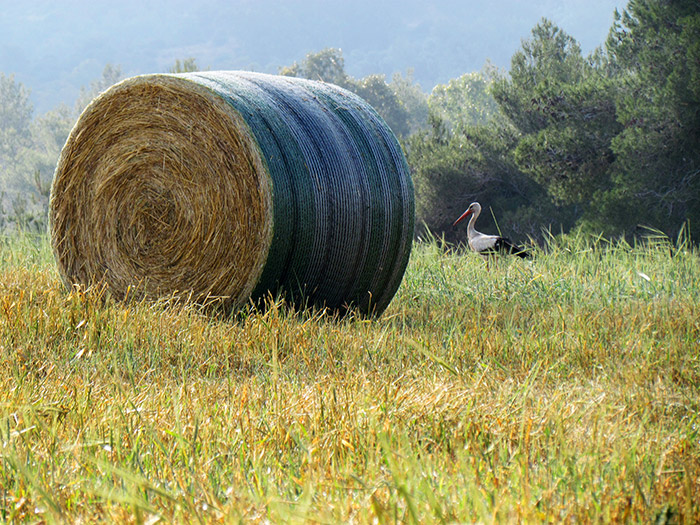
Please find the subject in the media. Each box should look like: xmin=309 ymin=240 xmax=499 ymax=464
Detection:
xmin=50 ymin=72 xmax=414 ymax=315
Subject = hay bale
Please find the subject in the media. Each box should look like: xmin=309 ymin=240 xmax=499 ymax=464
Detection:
xmin=50 ymin=71 xmax=414 ymax=315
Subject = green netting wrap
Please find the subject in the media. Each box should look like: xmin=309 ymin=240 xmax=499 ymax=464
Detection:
xmin=49 ymin=71 xmax=414 ymax=315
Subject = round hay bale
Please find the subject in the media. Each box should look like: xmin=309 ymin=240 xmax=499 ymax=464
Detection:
xmin=50 ymin=71 xmax=414 ymax=315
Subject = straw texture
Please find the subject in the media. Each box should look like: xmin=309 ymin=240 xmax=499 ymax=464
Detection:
xmin=50 ymin=71 xmax=414 ymax=315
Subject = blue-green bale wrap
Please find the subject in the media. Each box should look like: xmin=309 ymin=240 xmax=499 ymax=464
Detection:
xmin=49 ymin=71 xmax=414 ymax=315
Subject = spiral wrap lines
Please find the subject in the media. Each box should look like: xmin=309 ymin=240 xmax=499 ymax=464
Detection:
xmin=50 ymin=71 xmax=414 ymax=315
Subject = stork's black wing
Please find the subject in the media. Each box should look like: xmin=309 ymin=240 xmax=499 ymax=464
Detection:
xmin=494 ymin=237 xmax=531 ymax=258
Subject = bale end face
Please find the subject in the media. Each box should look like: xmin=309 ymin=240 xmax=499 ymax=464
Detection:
xmin=50 ymin=75 xmax=273 ymax=309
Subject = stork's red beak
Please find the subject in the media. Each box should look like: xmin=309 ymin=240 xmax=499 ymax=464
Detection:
xmin=453 ymin=208 xmax=473 ymax=226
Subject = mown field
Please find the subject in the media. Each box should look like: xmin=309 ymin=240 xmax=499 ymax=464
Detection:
xmin=1 ymin=232 xmax=699 ymax=523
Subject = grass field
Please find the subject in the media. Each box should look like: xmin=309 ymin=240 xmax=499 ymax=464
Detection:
xmin=1 ymin=231 xmax=699 ymax=523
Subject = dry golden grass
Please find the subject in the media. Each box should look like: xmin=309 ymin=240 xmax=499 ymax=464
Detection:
xmin=1 ymin=232 xmax=699 ymax=522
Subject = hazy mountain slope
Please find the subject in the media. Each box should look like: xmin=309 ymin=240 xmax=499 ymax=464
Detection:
xmin=1 ymin=0 xmax=625 ymax=114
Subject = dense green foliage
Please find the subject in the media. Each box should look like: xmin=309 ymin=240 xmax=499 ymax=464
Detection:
xmin=493 ymin=20 xmax=621 ymax=207
xmin=407 ymin=113 xmax=561 ymax=243
xmin=601 ymin=0 xmax=700 ymax=236
xmin=410 ymin=0 xmax=700 ymax=244
xmin=427 ymin=68 xmax=500 ymax=130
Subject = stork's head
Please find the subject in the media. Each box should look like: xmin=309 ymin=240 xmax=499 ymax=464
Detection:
xmin=453 ymin=202 xmax=481 ymax=226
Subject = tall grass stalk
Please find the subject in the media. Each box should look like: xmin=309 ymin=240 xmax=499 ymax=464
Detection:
xmin=1 ymin=232 xmax=698 ymax=522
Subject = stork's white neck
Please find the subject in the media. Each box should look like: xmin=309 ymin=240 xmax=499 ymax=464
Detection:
xmin=467 ymin=204 xmax=482 ymax=239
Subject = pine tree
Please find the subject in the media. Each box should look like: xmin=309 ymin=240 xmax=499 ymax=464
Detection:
xmin=491 ymin=19 xmax=621 ymax=210
xmin=602 ymin=0 xmax=700 ymax=237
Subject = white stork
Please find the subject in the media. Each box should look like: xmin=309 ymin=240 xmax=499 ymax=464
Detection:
xmin=453 ymin=202 xmax=530 ymax=259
